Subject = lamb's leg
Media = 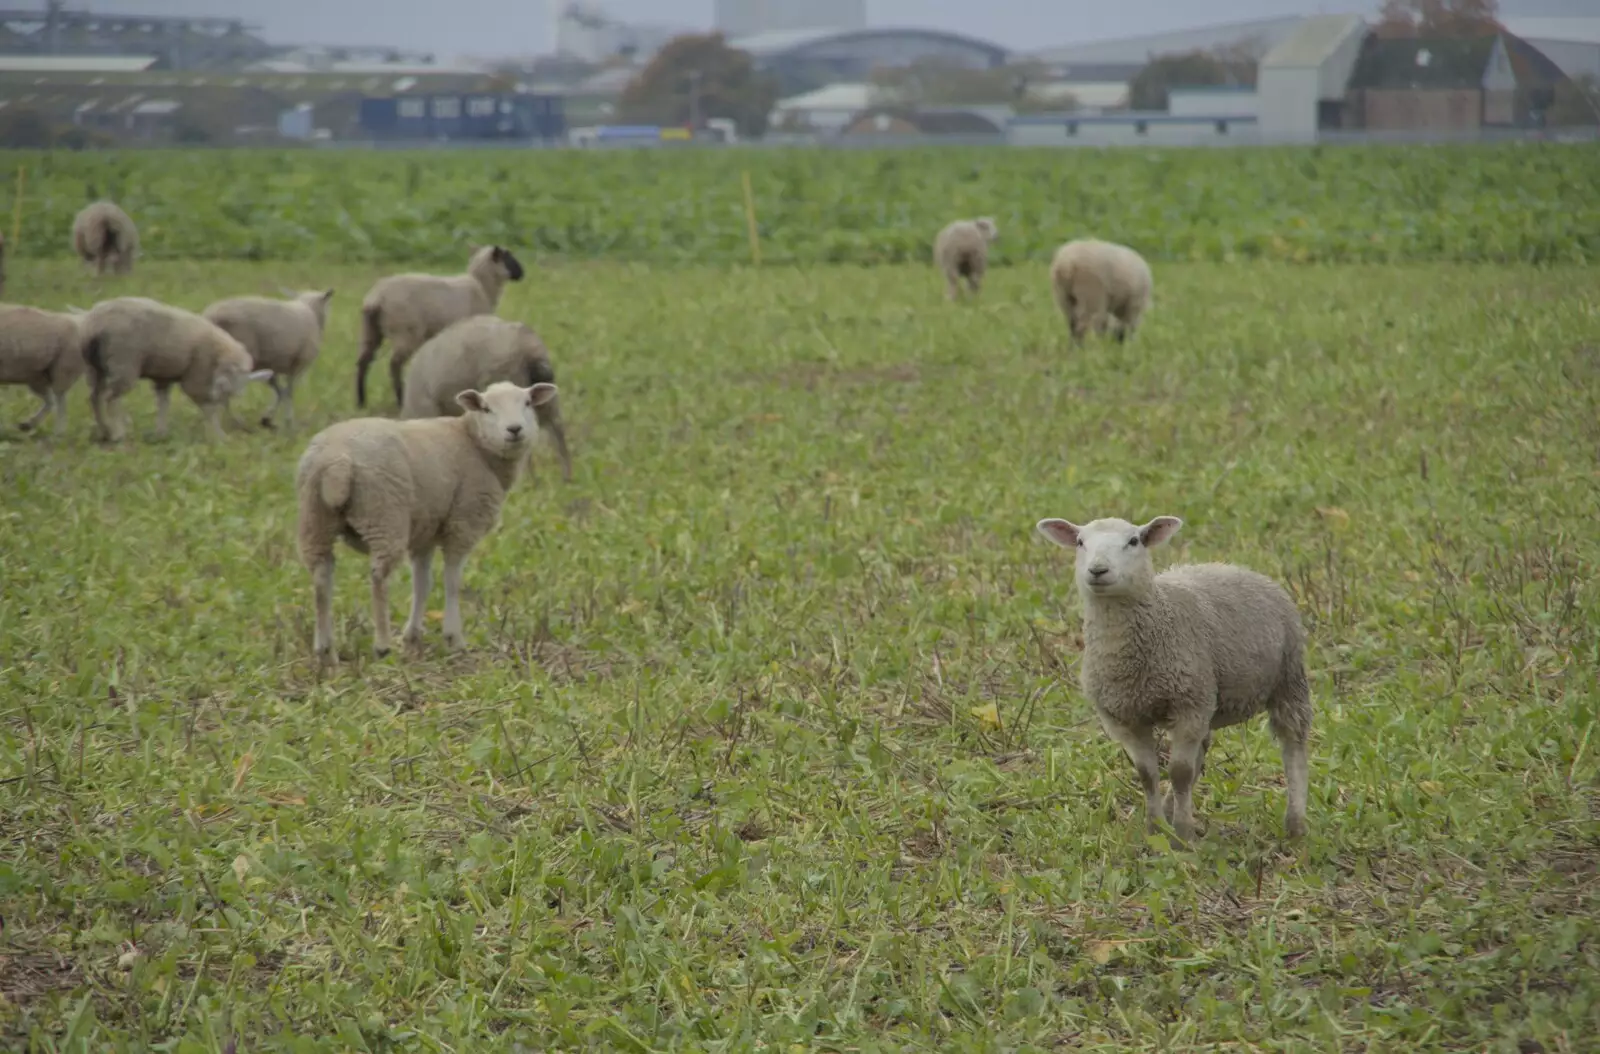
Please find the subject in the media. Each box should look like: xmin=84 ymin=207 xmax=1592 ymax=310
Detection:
xmin=401 ymin=548 xmax=434 ymax=652
xmin=440 ymin=548 xmax=471 ymax=652
xmin=89 ymin=377 xmax=111 ymax=442
xmin=49 ymin=390 xmax=68 ymax=437
xmin=945 ymin=272 xmax=961 ymax=301
xmin=311 ymin=556 xmax=336 ymax=663
xmin=389 ymin=354 xmax=408 ymax=412
xmin=1164 ymin=721 xmax=1212 ymax=845
xmin=153 ymin=384 xmax=173 ymax=439
xmin=535 ymin=398 xmax=573 ymax=482
xmin=1270 ymin=678 xmax=1313 ymax=839
xmin=1097 ymin=712 xmax=1163 ymax=833
xmin=17 ymin=382 xmax=51 ymax=431
xmin=368 ymin=550 xmax=402 ymax=657
xmin=281 ymin=375 xmax=298 ymax=432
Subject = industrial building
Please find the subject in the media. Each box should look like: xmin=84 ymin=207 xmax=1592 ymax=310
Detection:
xmin=1255 ymin=14 xmax=1368 ymax=143
xmin=714 ymin=0 xmax=865 ymax=41
xmin=733 ymin=26 xmax=1009 ymax=96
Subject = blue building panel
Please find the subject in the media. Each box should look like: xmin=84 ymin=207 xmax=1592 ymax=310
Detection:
xmin=358 ymin=93 xmax=567 ymax=142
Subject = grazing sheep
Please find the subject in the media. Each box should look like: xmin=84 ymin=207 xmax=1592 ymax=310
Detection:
xmin=296 ymin=380 xmax=559 ymax=661
xmin=71 ymin=201 xmax=140 ymax=277
xmin=0 ymin=304 xmax=85 ymax=436
xmin=933 ymin=217 xmax=998 ymax=300
xmin=79 ymin=296 xmax=273 ymax=443
xmin=1049 ymin=238 xmax=1152 ymax=343
xmin=356 ymin=245 xmax=526 ymax=410
xmin=203 ymin=289 xmax=334 ymax=432
xmin=400 ymin=315 xmax=571 ymax=482
xmin=1035 ymin=515 xmax=1311 ymax=843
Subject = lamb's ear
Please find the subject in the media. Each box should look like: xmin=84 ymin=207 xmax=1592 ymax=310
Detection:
xmin=1036 ymin=518 xmax=1082 ymax=549
xmin=526 ymin=382 xmax=558 ymax=408
xmin=321 ymin=289 xmax=335 ymax=302
xmin=1139 ymin=516 xmax=1183 ymax=547
xmin=247 ymin=369 xmax=274 ymax=383
xmin=456 ymin=389 xmax=490 ymax=413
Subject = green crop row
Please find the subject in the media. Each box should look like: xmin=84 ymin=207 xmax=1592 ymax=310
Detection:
xmin=2 ymin=142 xmax=1596 ymax=266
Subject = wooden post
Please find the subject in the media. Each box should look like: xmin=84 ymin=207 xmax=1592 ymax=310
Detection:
xmin=10 ymin=166 xmax=24 ymax=249
xmin=740 ymin=169 xmax=761 ymax=266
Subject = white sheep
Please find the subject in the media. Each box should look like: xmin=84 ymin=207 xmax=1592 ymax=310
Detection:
xmin=1036 ymin=515 xmax=1311 ymax=843
xmin=400 ymin=315 xmax=571 ymax=482
xmin=356 ymin=245 xmax=525 ymax=409
xmin=296 ymin=380 xmax=559 ymax=661
xmin=71 ymin=201 xmax=140 ymax=277
xmin=933 ymin=217 xmax=998 ymax=300
xmin=0 ymin=304 xmax=85 ymax=436
xmin=203 ymin=289 xmax=334 ymax=432
xmin=1049 ymin=238 xmax=1152 ymax=343
xmin=79 ymin=296 xmax=273 ymax=443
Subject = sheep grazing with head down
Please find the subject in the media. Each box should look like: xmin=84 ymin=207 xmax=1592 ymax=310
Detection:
xmin=356 ymin=245 xmax=525 ymax=410
xmin=400 ymin=314 xmax=572 ymax=482
xmin=0 ymin=304 xmax=85 ymax=436
xmin=203 ymin=289 xmax=335 ymax=432
xmin=296 ymin=380 xmax=559 ymax=662
xmin=1036 ymin=514 xmax=1311 ymax=844
xmin=934 ymin=217 xmax=998 ymax=300
xmin=1049 ymin=238 xmax=1152 ymax=344
xmin=71 ymin=201 xmax=140 ymax=277
xmin=79 ymin=296 xmax=273 ymax=443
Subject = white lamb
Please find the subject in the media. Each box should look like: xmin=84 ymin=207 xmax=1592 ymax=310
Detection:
xmin=0 ymin=304 xmax=85 ymax=436
xmin=71 ymin=201 xmax=140 ymax=277
xmin=79 ymin=296 xmax=273 ymax=443
xmin=203 ymin=289 xmax=334 ymax=432
xmin=295 ymin=380 xmax=559 ymax=661
xmin=400 ymin=315 xmax=571 ymax=482
xmin=1049 ymin=238 xmax=1153 ymax=344
xmin=933 ymin=217 xmax=999 ymax=300
xmin=356 ymin=246 xmax=525 ymax=409
xmin=1036 ymin=514 xmax=1311 ymax=843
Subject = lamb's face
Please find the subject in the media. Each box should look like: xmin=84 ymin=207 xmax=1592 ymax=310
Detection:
xmin=458 ymin=381 xmax=558 ymax=458
xmin=1036 ymin=515 xmax=1183 ymax=599
xmin=209 ymin=341 xmax=273 ymax=403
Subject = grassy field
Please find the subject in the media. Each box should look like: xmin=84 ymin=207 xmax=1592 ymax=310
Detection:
xmin=3 ymin=142 xmax=1599 ymax=266
xmin=1 ymin=251 xmax=1598 ymax=1052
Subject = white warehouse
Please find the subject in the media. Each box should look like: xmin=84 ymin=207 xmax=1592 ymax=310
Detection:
xmin=1256 ymin=14 xmax=1369 ymax=143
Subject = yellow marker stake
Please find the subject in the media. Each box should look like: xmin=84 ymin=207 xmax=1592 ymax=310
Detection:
xmin=740 ymin=169 xmax=761 ymax=266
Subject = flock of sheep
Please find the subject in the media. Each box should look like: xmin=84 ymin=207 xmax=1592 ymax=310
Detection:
xmin=0 ymin=202 xmax=1311 ymax=845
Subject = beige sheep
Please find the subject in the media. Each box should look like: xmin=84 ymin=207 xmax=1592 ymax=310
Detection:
xmin=204 ymin=289 xmax=334 ymax=432
xmin=80 ymin=296 xmax=272 ymax=443
xmin=0 ymin=304 xmax=85 ymax=436
xmin=71 ymin=201 xmax=140 ymax=277
xmin=1049 ymin=238 xmax=1153 ymax=343
xmin=356 ymin=245 xmax=525 ymax=409
xmin=400 ymin=315 xmax=571 ymax=482
xmin=933 ymin=217 xmax=998 ymax=300
xmin=296 ymin=380 xmax=559 ymax=661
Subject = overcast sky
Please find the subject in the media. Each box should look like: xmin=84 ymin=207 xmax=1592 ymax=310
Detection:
xmin=69 ymin=1 xmax=1579 ymax=61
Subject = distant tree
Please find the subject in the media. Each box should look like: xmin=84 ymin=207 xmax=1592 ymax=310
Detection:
xmin=1130 ymin=49 xmax=1256 ymax=111
xmin=1547 ymin=74 xmax=1600 ymax=126
xmin=1374 ymin=0 xmax=1503 ymax=38
xmin=0 ymin=107 xmax=55 ymax=148
xmin=617 ymin=33 xmax=777 ymax=137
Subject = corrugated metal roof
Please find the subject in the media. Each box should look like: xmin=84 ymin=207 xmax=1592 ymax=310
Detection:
xmin=775 ymin=82 xmax=878 ymax=112
xmin=1260 ymin=14 xmax=1367 ymax=69
xmin=1028 ymin=15 xmax=1308 ymax=65
xmin=1502 ymin=17 xmax=1600 ymax=44
xmin=0 ymin=54 xmax=159 ymax=73
xmin=730 ymin=27 xmax=852 ymax=55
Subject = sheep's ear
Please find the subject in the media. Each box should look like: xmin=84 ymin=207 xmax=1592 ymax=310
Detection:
xmin=456 ymin=389 xmax=490 ymax=413
xmin=247 ymin=369 xmax=274 ymax=383
xmin=526 ymin=382 xmax=558 ymax=408
xmin=1139 ymin=516 xmax=1183 ymax=548
xmin=322 ymin=289 xmax=335 ymax=302
xmin=1036 ymin=518 xmax=1082 ymax=549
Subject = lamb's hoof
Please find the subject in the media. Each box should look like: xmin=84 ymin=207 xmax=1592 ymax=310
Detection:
xmin=259 ymin=416 xmax=276 ymax=430
xmin=444 ymin=633 xmax=466 ymax=653
xmin=1285 ymin=816 xmax=1308 ymax=839
xmin=16 ymin=420 xmax=36 ymax=433
xmin=373 ymin=645 xmax=392 ymax=659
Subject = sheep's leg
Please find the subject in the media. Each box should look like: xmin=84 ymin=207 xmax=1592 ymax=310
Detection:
xmin=1164 ymin=722 xmax=1212 ymax=845
xmin=17 ymin=382 xmax=51 ymax=431
xmin=1097 ymin=712 xmax=1163 ymax=833
xmin=310 ymin=556 xmax=336 ymax=663
xmin=89 ymin=378 xmax=112 ymax=442
xmin=440 ymin=548 xmax=470 ymax=652
xmin=1270 ymin=682 xmax=1312 ymax=839
xmin=401 ymin=549 xmax=434 ymax=652
xmin=368 ymin=550 xmax=402 ymax=658
xmin=535 ymin=399 xmax=573 ymax=482
xmin=945 ymin=272 xmax=962 ymax=301
xmin=388 ymin=354 xmax=408 ymax=412
xmin=153 ymin=384 xmax=173 ymax=439
xmin=281 ymin=375 xmax=298 ymax=432
xmin=49 ymin=390 xmax=68 ymax=437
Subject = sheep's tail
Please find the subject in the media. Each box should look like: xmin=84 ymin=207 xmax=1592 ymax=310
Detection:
xmin=355 ymin=304 xmax=383 ymax=408
xmin=82 ymin=333 xmax=106 ymax=380
xmin=313 ymin=455 xmax=354 ymax=510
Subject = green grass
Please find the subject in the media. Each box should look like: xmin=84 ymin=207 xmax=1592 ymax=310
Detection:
xmin=1 ymin=254 xmax=1598 ymax=1052
xmin=4 ymin=142 xmax=1599 ymax=266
